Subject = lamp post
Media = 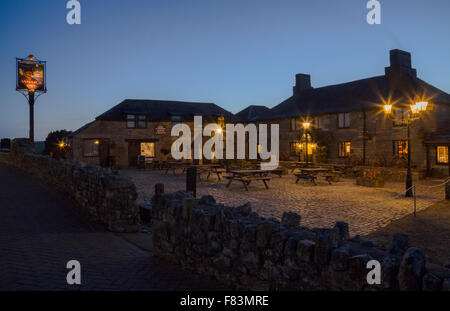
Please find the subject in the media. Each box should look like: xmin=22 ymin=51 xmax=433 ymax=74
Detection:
xmin=302 ymin=122 xmax=311 ymax=166
xmin=383 ymin=101 xmax=428 ymax=197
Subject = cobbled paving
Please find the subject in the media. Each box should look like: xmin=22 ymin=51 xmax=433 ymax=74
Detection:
xmin=125 ymin=169 xmax=445 ymax=237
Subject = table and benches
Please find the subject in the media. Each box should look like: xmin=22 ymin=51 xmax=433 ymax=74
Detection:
xmin=224 ymin=169 xmax=273 ymax=191
xmin=294 ymin=167 xmax=342 ymax=185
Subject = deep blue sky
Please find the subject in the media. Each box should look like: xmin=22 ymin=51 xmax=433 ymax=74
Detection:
xmin=1 ymin=0 xmax=449 ymax=140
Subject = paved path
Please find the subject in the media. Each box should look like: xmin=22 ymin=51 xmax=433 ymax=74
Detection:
xmin=0 ymin=164 xmax=225 ymax=290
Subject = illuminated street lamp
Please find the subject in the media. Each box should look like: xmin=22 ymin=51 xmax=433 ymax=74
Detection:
xmin=303 ymin=122 xmax=311 ymax=166
xmin=383 ymin=101 xmax=429 ymax=197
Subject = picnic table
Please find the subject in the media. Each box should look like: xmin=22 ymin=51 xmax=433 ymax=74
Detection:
xmin=183 ymin=164 xmax=224 ymax=181
xmin=290 ymin=162 xmax=310 ymax=173
xmin=164 ymin=161 xmax=187 ymax=174
xmin=294 ymin=167 xmax=335 ymax=185
xmin=224 ymin=169 xmax=272 ymax=191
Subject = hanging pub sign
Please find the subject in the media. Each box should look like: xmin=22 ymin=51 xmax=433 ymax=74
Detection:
xmin=16 ymin=57 xmax=47 ymax=92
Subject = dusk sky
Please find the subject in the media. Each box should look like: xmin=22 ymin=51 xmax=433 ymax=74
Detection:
xmin=1 ymin=0 xmax=449 ymax=140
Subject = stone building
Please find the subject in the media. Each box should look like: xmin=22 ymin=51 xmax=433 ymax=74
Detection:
xmin=243 ymin=50 xmax=450 ymax=177
xmin=68 ymin=99 xmax=233 ymax=168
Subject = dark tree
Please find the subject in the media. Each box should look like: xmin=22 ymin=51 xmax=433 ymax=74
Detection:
xmin=0 ymin=138 xmax=11 ymax=150
xmin=44 ymin=130 xmax=72 ymax=158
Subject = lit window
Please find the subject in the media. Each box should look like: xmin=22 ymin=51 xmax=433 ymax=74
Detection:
xmin=338 ymin=141 xmax=351 ymax=157
xmin=83 ymin=139 xmax=99 ymax=157
xmin=437 ymin=146 xmax=448 ymax=164
xmin=140 ymin=142 xmax=155 ymax=157
xmin=217 ymin=116 xmax=225 ymax=128
xmin=393 ymin=140 xmax=408 ymax=157
xmin=338 ymin=113 xmax=350 ymax=128
xmin=290 ymin=142 xmax=301 ymax=155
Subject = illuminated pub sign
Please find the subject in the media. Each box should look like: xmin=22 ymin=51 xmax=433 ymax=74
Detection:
xmin=16 ymin=57 xmax=46 ymax=92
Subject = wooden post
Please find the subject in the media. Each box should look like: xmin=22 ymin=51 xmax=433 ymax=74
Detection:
xmin=186 ymin=166 xmax=197 ymax=197
xmin=28 ymin=91 xmax=35 ymax=143
xmin=155 ymin=183 xmax=164 ymax=195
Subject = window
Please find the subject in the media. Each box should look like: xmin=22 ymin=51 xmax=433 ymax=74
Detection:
xmin=140 ymin=142 xmax=155 ymax=157
xmin=217 ymin=116 xmax=225 ymax=128
xmin=290 ymin=142 xmax=301 ymax=155
xmin=393 ymin=108 xmax=408 ymax=126
xmin=137 ymin=115 xmax=147 ymax=128
xmin=338 ymin=113 xmax=350 ymax=128
xmin=338 ymin=141 xmax=351 ymax=157
xmin=290 ymin=118 xmax=305 ymax=131
xmin=83 ymin=139 xmax=99 ymax=157
xmin=127 ymin=114 xmax=146 ymax=128
xmin=314 ymin=116 xmax=321 ymax=129
xmin=171 ymin=115 xmax=182 ymax=127
xmin=393 ymin=140 xmax=408 ymax=157
xmin=436 ymin=146 xmax=448 ymax=164
xmin=127 ymin=114 xmax=136 ymax=128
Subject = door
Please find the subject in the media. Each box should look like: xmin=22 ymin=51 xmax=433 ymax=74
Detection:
xmin=98 ymin=139 xmax=110 ymax=167
xmin=128 ymin=141 xmax=140 ymax=167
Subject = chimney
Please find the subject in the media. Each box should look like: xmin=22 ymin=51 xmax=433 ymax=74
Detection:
xmin=293 ymin=74 xmax=312 ymax=95
xmin=385 ymin=49 xmax=417 ymax=77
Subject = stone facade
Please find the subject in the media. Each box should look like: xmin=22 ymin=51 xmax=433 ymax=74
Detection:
xmin=271 ymin=104 xmax=450 ymax=176
xmin=69 ymin=120 xmax=177 ymax=168
xmin=0 ymin=139 xmax=140 ymax=232
xmin=151 ymin=191 xmax=450 ymax=291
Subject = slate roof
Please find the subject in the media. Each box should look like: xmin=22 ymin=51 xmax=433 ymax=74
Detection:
xmin=96 ymin=99 xmax=234 ymax=122
xmin=67 ymin=121 xmax=95 ymax=137
xmin=234 ymin=105 xmax=270 ymax=122
xmin=424 ymin=126 xmax=450 ymax=144
xmin=254 ymin=74 xmax=450 ymax=121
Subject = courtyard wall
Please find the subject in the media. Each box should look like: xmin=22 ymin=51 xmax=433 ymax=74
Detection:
xmin=151 ymin=191 xmax=450 ymax=291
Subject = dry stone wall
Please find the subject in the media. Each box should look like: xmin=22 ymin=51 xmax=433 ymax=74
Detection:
xmin=151 ymin=191 xmax=450 ymax=291
xmin=0 ymin=139 xmax=140 ymax=232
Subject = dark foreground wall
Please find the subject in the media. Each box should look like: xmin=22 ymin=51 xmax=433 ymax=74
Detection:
xmin=151 ymin=191 xmax=450 ymax=291
xmin=0 ymin=139 xmax=140 ymax=232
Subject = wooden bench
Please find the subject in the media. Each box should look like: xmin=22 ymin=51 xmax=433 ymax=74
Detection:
xmin=253 ymin=176 xmax=271 ymax=189
xmin=269 ymin=169 xmax=283 ymax=178
xmin=225 ymin=175 xmax=271 ymax=191
xmin=294 ymin=173 xmax=317 ymax=185
xmin=324 ymin=175 xmax=334 ymax=185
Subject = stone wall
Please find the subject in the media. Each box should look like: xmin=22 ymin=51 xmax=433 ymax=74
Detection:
xmin=151 ymin=191 xmax=450 ymax=291
xmin=0 ymin=139 xmax=140 ymax=232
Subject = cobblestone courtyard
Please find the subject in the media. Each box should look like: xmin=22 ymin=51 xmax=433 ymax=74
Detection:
xmin=124 ymin=170 xmax=446 ymax=236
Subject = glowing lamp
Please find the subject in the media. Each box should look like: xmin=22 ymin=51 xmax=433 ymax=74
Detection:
xmin=383 ymin=104 xmax=392 ymax=114
xmin=215 ymin=128 xmax=223 ymax=134
xmin=410 ymin=104 xmax=419 ymax=114
xmin=94 ymin=140 xmax=100 ymax=145
xmin=27 ymin=54 xmax=35 ymax=61
xmin=302 ymin=122 xmax=311 ymax=129
xmin=415 ymin=101 xmax=428 ymax=112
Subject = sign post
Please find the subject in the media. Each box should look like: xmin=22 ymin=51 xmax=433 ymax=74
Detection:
xmin=16 ymin=55 xmax=47 ymax=143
